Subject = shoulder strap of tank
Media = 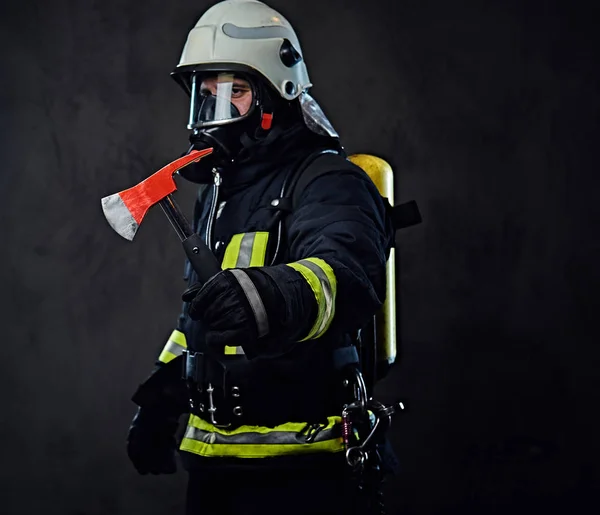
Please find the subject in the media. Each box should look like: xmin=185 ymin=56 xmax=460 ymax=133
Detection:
xmin=389 ymin=200 xmax=422 ymax=230
xmin=288 ymin=149 xmax=342 ymax=209
xmin=269 ymin=148 xmax=341 ymax=216
xmin=287 ymin=151 xmax=423 ymax=231
xmin=265 ymin=147 xmax=341 ymax=265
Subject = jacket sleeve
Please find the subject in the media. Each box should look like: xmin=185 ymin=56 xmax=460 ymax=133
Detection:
xmin=238 ymin=158 xmax=393 ymax=358
xmin=284 ymin=160 xmax=392 ymax=338
xmin=129 ymin=309 xmax=190 ymax=413
xmin=130 ymin=334 xmax=189 ymax=416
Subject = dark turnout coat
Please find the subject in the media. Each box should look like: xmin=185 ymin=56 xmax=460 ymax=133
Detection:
xmin=149 ymin=123 xmax=393 ymax=468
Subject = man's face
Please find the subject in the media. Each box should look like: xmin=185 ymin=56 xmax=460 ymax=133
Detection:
xmin=199 ymin=75 xmax=253 ymax=117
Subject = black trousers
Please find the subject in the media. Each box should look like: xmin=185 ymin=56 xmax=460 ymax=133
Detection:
xmin=184 ymin=458 xmax=383 ymax=515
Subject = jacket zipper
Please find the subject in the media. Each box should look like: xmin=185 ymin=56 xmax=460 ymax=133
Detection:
xmin=205 ymin=168 xmax=222 ymax=251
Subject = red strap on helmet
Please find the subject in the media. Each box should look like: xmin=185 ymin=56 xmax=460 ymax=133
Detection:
xmin=261 ymin=113 xmax=273 ymax=130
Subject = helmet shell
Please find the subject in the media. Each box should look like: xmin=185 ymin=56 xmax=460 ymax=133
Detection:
xmin=174 ymin=0 xmax=311 ymax=101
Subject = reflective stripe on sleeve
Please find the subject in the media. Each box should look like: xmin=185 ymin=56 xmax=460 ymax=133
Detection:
xmin=158 ymin=329 xmax=188 ymax=364
xmin=286 ymin=257 xmax=337 ymax=340
xmin=220 ymin=232 xmax=270 ymax=354
xmin=224 ymin=345 xmax=246 ymax=355
xmin=229 ymin=269 xmax=269 ymax=338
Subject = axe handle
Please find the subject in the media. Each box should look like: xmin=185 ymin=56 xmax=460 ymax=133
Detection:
xmin=159 ymin=195 xmax=194 ymax=240
xmin=182 ymin=233 xmax=222 ymax=285
xmin=159 ymin=195 xmax=221 ymax=285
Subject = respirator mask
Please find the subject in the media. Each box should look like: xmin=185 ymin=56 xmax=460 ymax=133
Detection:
xmin=176 ymin=71 xmax=274 ymax=183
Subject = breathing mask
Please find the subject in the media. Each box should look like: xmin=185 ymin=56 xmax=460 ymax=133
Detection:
xmin=174 ymin=70 xmax=275 ymax=183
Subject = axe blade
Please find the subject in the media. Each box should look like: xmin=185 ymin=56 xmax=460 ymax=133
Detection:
xmin=101 ymin=148 xmax=213 ymax=241
xmin=101 ymin=193 xmax=139 ymax=241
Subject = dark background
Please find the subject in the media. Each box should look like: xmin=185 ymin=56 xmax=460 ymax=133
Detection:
xmin=1 ymin=0 xmax=598 ymax=514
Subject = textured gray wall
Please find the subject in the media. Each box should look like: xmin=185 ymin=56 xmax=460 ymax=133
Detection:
xmin=0 ymin=0 xmax=598 ymax=514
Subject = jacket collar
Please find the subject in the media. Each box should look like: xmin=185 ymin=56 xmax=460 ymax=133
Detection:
xmin=216 ymin=122 xmax=340 ymax=198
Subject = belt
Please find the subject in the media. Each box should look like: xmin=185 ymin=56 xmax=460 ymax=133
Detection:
xmin=182 ymin=350 xmax=245 ymax=428
xmin=182 ymin=345 xmax=359 ymax=429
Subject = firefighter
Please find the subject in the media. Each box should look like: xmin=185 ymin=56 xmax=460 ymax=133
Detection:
xmin=126 ymin=1 xmax=395 ymax=513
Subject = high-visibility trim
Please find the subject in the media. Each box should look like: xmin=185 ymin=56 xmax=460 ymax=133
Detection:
xmin=229 ymin=269 xmax=269 ymax=338
xmin=222 ymin=232 xmax=270 ymax=270
xmin=158 ymin=329 xmax=188 ymax=364
xmin=180 ymin=414 xmax=344 ymax=458
xmin=220 ymin=232 xmax=271 ymax=354
xmin=286 ymin=257 xmax=337 ymax=340
xmin=222 ymin=234 xmax=244 ymax=269
xmin=237 ymin=233 xmax=255 ymax=268
xmin=224 ymin=345 xmax=246 ymax=355
xmin=248 ymin=232 xmax=269 ymax=267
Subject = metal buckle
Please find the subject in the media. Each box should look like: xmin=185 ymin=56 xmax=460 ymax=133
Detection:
xmin=304 ymin=423 xmax=325 ymax=443
xmin=345 ymin=399 xmax=405 ymax=470
xmin=347 ymin=366 xmax=368 ymax=415
xmin=341 ymin=365 xmax=405 ymax=470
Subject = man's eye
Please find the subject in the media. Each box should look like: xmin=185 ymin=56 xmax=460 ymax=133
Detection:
xmin=232 ymin=87 xmax=249 ymax=97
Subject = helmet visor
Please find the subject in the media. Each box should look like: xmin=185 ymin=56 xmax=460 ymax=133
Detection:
xmin=188 ymin=72 xmax=256 ymax=129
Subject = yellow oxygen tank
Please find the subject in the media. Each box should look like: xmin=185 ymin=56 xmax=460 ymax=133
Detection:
xmin=348 ymin=154 xmax=397 ymax=371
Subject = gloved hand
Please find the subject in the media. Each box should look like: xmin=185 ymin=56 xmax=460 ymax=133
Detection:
xmin=182 ymin=269 xmax=263 ymax=354
xmin=182 ymin=267 xmax=316 ymax=359
xmin=126 ymin=407 xmax=179 ymax=475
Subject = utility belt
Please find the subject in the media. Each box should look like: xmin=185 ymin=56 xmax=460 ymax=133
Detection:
xmin=181 ymin=346 xmax=361 ymax=429
xmin=181 ymin=344 xmax=405 ymax=487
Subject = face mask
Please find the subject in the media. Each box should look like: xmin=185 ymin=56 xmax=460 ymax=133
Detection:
xmin=177 ymin=74 xmax=279 ymax=183
xmin=179 ymin=108 xmax=268 ymax=183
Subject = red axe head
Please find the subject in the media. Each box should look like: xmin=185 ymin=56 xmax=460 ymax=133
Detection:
xmin=101 ymin=148 xmax=213 ymax=240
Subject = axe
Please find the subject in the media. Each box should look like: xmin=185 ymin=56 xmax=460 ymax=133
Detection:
xmin=101 ymin=148 xmax=221 ymax=284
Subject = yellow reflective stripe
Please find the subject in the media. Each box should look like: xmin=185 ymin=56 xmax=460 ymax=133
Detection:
xmin=158 ymin=349 xmax=177 ymax=363
xmin=218 ymin=232 xmax=270 ymax=355
xmin=286 ymin=257 xmax=337 ymax=340
xmin=187 ymin=414 xmax=341 ymax=435
xmin=180 ymin=439 xmax=344 ymax=458
xmin=287 ymin=262 xmax=322 ymax=340
xmin=158 ymin=330 xmax=188 ymax=364
xmin=179 ymin=414 xmax=344 ymax=458
xmin=301 ymin=258 xmax=336 ymax=336
xmin=224 ymin=345 xmax=245 ymax=355
xmin=169 ymin=329 xmax=187 ymax=346
xmin=222 ymin=234 xmax=244 ymax=270
xmin=248 ymin=232 xmax=269 ymax=267
xmin=222 ymin=232 xmax=270 ymax=270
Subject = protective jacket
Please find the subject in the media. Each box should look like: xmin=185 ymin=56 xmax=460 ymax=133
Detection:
xmin=143 ymin=122 xmax=394 ymax=469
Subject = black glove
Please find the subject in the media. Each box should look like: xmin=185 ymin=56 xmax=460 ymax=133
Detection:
xmin=126 ymin=407 xmax=179 ymax=475
xmin=182 ymin=267 xmax=317 ymax=359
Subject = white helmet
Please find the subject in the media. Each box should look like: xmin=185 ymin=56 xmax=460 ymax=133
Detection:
xmin=171 ymin=0 xmax=338 ymax=138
